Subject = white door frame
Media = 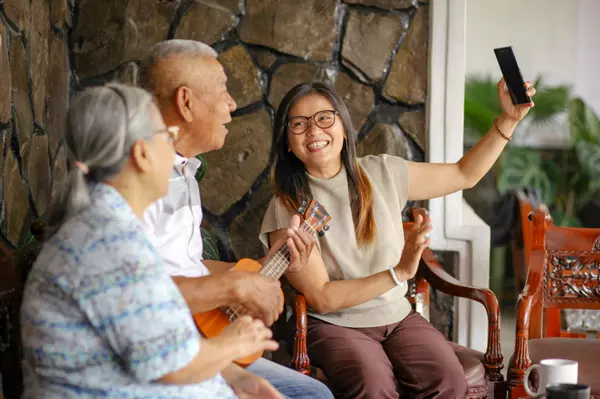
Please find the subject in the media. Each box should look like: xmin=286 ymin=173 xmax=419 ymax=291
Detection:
xmin=427 ymin=0 xmax=491 ymax=352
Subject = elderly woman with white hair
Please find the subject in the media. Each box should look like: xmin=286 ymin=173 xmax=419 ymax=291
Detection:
xmin=20 ymin=83 xmax=280 ymax=398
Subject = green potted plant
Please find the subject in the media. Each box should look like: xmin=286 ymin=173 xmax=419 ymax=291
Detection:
xmin=569 ymin=98 xmax=600 ymax=226
xmin=464 ymin=75 xmax=575 ymax=224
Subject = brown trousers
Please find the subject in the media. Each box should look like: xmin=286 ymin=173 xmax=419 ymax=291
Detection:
xmin=307 ymin=312 xmax=468 ymax=399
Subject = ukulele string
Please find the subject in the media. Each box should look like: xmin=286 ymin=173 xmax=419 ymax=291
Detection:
xmin=261 ymin=221 xmax=315 ymax=278
xmin=226 ymin=221 xmax=317 ymax=320
xmin=260 ymin=222 xmax=314 ymax=278
xmin=226 ymin=230 xmax=299 ymax=319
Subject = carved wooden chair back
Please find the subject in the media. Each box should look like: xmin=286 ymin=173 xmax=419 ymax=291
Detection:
xmin=529 ymin=210 xmax=600 ymax=339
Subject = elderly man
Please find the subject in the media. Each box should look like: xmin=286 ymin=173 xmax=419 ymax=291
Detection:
xmin=138 ymin=39 xmax=333 ymax=399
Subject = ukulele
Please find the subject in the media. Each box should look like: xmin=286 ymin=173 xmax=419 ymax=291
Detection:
xmin=193 ymin=200 xmax=331 ymax=367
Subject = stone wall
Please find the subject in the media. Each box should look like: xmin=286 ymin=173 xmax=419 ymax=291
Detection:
xmin=0 ymin=0 xmax=429 ymax=260
xmin=0 ymin=0 xmax=70 ymax=249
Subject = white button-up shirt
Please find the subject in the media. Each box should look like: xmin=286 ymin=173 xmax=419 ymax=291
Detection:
xmin=142 ymin=154 xmax=209 ymax=277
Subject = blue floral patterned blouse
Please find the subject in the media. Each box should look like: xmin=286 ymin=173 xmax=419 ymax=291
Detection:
xmin=20 ymin=183 xmax=236 ymax=398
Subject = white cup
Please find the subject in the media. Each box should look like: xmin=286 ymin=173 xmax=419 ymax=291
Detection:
xmin=524 ymin=359 xmax=578 ymax=397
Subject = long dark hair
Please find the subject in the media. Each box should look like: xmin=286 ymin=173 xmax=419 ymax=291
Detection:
xmin=270 ymin=82 xmax=376 ymax=245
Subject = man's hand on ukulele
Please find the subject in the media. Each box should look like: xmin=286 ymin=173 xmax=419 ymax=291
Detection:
xmin=266 ymin=214 xmax=316 ymax=274
xmin=231 ymin=273 xmax=283 ymax=326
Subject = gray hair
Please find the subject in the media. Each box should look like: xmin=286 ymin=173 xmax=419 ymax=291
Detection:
xmin=47 ymin=83 xmax=157 ymax=235
xmin=146 ymin=39 xmax=217 ymax=62
xmin=139 ymin=39 xmax=217 ymax=93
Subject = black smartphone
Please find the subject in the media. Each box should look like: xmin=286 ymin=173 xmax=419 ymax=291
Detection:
xmin=494 ymin=46 xmax=531 ymax=105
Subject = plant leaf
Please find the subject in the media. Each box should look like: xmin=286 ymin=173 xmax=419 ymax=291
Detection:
xmin=527 ymin=85 xmax=570 ymax=125
xmin=464 ymin=74 xmax=570 ymax=138
xmin=497 ymin=147 xmax=557 ymax=206
xmin=464 ymin=75 xmax=503 ymax=139
xmin=551 ymin=210 xmax=582 ymax=227
xmin=195 ymin=154 xmax=208 ymax=182
xmin=574 ymin=140 xmax=600 ymax=187
xmin=570 ymin=97 xmax=600 ymax=144
xmin=201 ymin=227 xmax=220 ymax=261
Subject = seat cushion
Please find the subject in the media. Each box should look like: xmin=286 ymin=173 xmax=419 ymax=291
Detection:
xmin=449 ymin=342 xmax=487 ymax=394
xmin=530 ymin=338 xmax=600 ymax=395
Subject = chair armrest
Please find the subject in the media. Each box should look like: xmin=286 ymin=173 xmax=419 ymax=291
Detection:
xmin=507 ymin=250 xmax=545 ymax=388
xmin=291 ymin=293 xmax=311 ymax=375
xmin=419 ymin=248 xmax=503 ymax=382
xmin=410 ymin=277 xmax=430 ymax=320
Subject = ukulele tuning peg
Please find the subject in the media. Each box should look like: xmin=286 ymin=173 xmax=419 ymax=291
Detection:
xmin=318 ymin=231 xmax=325 ymax=237
xmin=323 ymin=225 xmax=330 ymax=232
xmin=301 ymin=200 xmax=308 ymax=207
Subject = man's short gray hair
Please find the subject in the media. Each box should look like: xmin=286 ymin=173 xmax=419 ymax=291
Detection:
xmin=139 ymin=40 xmax=217 ymax=93
xmin=146 ymin=39 xmax=217 ymax=64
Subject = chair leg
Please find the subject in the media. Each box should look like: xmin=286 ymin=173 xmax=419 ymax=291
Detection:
xmin=291 ymin=294 xmax=311 ymax=375
xmin=507 ymin=339 xmax=531 ymax=399
xmin=507 ymin=384 xmax=527 ymax=399
xmin=488 ymin=378 xmax=507 ymax=398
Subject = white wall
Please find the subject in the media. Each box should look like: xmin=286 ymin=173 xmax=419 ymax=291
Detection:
xmin=574 ymin=0 xmax=600 ymax=118
xmin=465 ymin=0 xmax=600 ymax=148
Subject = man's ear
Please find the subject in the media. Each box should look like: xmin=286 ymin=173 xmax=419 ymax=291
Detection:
xmin=175 ymin=86 xmax=194 ymax=123
xmin=130 ymin=140 xmax=152 ymax=173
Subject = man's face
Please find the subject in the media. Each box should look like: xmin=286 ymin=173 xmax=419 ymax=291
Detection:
xmin=188 ymin=58 xmax=236 ymax=153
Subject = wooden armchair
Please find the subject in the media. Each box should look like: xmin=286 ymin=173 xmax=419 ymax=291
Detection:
xmin=507 ymin=210 xmax=600 ymax=398
xmin=512 ymin=191 xmax=594 ymax=340
xmin=287 ymin=220 xmax=505 ymax=399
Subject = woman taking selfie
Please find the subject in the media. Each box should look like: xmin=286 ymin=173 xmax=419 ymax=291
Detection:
xmin=260 ymin=78 xmax=535 ymax=398
xmin=20 ymin=84 xmax=279 ymax=398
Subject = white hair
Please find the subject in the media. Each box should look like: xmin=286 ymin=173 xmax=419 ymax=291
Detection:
xmin=139 ymin=39 xmax=217 ymax=93
xmin=147 ymin=39 xmax=217 ymax=61
xmin=46 ymin=83 xmax=157 ymax=235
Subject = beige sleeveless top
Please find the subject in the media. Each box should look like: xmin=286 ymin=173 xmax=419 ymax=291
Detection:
xmin=259 ymin=154 xmax=412 ymax=328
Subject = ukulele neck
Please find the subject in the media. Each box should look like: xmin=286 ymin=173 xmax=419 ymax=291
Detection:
xmin=258 ymin=220 xmax=315 ymax=280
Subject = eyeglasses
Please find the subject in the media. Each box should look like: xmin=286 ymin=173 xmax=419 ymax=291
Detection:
xmin=154 ymin=126 xmax=179 ymax=145
xmin=286 ymin=110 xmax=338 ymax=135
